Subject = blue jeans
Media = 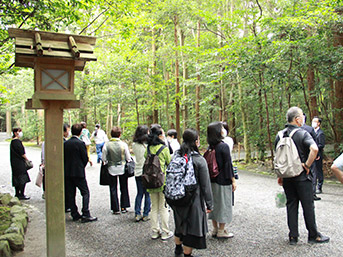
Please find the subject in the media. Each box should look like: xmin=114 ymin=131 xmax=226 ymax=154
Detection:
xmin=135 ymin=176 xmax=151 ymax=217
xmin=96 ymin=142 xmax=105 ymax=163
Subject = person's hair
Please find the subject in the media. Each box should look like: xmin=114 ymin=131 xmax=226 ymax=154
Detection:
xmin=313 ymin=116 xmax=322 ymax=125
xmin=80 ymin=121 xmax=87 ymax=128
xmin=133 ymin=125 xmax=149 ymax=144
xmin=71 ymin=124 xmax=83 ymax=136
xmin=222 ymin=121 xmax=229 ymax=134
xmin=286 ymin=107 xmax=302 ymax=123
xmin=95 ymin=124 xmax=100 ymax=129
xmin=111 ymin=126 xmax=121 ymax=138
xmin=12 ymin=127 xmax=22 ymax=138
xmin=178 ymin=128 xmax=199 ymax=156
xmin=148 ymin=124 xmax=165 ymax=146
xmin=63 ymin=123 xmax=70 ymax=133
xmin=207 ymin=122 xmax=223 ymax=147
xmin=303 ymin=113 xmax=307 ymax=123
xmin=167 ymin=129 xmax=177 ymax=139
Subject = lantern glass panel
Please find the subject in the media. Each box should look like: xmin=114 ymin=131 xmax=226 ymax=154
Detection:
xmin=42 ymin=69 xmax=70 ymax=90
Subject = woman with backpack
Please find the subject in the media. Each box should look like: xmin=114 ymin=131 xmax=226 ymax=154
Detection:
xmin=171 ymin=129 xmax=213 ymax=257
xmin=206 ymin=122 xmax=237 ymax=238
xmin=144 ymin=124 xmax=172 ymax=240
xmin=102 ymin=126 xmax=132 ymax=215
xmin=132 ymin=125 xmax=151 ymax=222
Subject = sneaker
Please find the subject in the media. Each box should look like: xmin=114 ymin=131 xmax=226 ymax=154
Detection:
xmin=121 ymin=208 xmax=128 ymax=214
xmin=316 ymin=189 xmax=322 ymax=194
xmin=289 ymin=236 xmax=298 ymax=245
xmin=161 ymin=231 xmax=173 ymax=241
xmin=142 ymin=216 xmax=150 ymax=222
xmin=81 ymin=216 xmax=98 ymax=223
xmin=313 ymin=195 xmax=321 ymax=201
xmin=135 ymin=215 xmax=142 ymax=222
xmin=308 ymin=233 xmax=330 ymax=244
xmin=112 ymin=211 xmax=121 ymax=215
xmin=151 ymin=231 xmax=160 ymax=240
xmin=217 ymin=229 xmax=234 ymax=239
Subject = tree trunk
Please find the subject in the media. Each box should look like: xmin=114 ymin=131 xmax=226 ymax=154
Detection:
xmin=174 ymin=16 xmax=181 ymax=142
xmin=264 ymin=89 xmax=274 ymax=168
xmin=152 ymin=27 xmax=158 ymax=124
xmin=180 ymin=29 xmax=188 ymax=131
xmin=238 ymin=81 xmax=251 ymax=163
xmin=6 ymin=103 xmax=11 ymax=138
xmin=79 ymin=70 xmax=87 ymax=122
xmin=195 ymin=20 xmax=201 ymax=132
xmin=133 ymin=81 xmax=140 ymax=125
xmin=106 ymin=88 xmax=113 ymax=138
xmin=307 ymin=65 xmax=318 ymax=120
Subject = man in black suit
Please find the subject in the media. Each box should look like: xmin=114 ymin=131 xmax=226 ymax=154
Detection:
xmin=301 ymin=114 xmax=321 ymax=201
xmin=275 ymin=107 xmax=329 ymax=245
xmin=64 ymin=123 xmax=97 ymax=223
xmin=312 ymin=117 xmax=325 ymax=194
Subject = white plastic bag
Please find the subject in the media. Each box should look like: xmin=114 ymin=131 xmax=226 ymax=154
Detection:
xmin=275 ymin=190 xmax=287 ymax=208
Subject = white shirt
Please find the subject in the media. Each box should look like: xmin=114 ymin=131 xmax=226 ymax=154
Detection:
xmin=169 ymin=138 xmax=180 ymax=155
xmin=91 ymin=129 xmax=108 ymax=144
xmin=223 ymin=136 xmax=234 ymax=156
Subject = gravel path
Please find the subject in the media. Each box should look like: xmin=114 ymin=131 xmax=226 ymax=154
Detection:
xmin=0 ymin=141 xmax=342 ymax=257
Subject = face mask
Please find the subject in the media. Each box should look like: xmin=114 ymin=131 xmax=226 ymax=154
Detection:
xmin=312 ymin=122 xmax=318 ymax=129
xmin=18 ymin=131 xmax=23 ymax=138
xmin=221 ymin=128 xmax=227 ymax=138
xmin=68 ymin=131 xmax=72 ymax=137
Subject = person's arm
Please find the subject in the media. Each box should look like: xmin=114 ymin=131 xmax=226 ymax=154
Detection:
xmin=331 ymin=164 xmax=343 ymax=184
xmin=80 ymin=142 xmax=88 ymax=167
xmin=317 ymin=131 xmax=325 ymax=151
xmin=197 ymin=157 xmax=213 ymax=212
xmin=303 ymin=143 xmax=318 ymax=174
xmin=102 ymin=143 xmax=108 ymax=163
xmin=123 ymin=142 xmax=131 ymax=161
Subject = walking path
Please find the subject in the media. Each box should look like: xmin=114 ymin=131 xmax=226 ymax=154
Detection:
xmin=0 ymin=141 xmax=342 ymax=257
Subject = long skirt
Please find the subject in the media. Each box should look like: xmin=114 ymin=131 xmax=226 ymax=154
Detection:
xmin=208 ymin=183 xmax=232 ymax=224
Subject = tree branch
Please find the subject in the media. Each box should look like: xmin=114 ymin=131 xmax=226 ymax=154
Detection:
xmin=256 ymin=0 xmax=263 ymax=21
xmin=79 ymin=8 xmax=109 ymax=35
xmin=202 ymin=23 xmax=227 ymax=40
xmin=0 ymin=63 xmax=15 ymax=76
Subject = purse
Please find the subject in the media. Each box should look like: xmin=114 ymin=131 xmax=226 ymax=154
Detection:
xmin=100 ymin=162 xmax=111 ymax=186
xmin=35 ymin=166 xmax=44 ymax=187
xmin=25 ymin=160 xmax=33 ymax=170
xmin=125 ymin=157 xmax=135 ymax=177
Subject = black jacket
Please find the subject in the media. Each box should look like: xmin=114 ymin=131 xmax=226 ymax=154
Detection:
xmin=315 ymin=128 xmax=325 ymax=158
xmin=64 ymin=136 xmax=88 ymax=178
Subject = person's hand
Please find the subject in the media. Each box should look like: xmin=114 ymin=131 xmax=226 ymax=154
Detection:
xmin=206 ymin=209 xmax=212 ymax=213
xmin=277 ymin=177 xmax=283 ymax=186
xmin=232 ymin=181 xmax=237 ymax=192
xmin=302 ymin=163 xmax=310 ymax=174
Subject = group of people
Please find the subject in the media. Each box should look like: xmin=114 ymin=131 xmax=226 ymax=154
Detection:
xmin=10 ymin=106 xmax=343 ymax=256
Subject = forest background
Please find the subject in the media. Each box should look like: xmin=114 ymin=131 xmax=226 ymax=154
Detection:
xmin=1 ymin=0 xmax=343 ymax=166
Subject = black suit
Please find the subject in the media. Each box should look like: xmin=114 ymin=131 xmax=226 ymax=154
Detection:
xmin=313 ymin=128 xmax=325 ymax=190
xmin=64 ymin=136 xmax=91 ymax=219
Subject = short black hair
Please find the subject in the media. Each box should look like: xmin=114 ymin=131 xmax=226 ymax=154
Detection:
xmin=222 ymin=121 xmax=229 ymax=134
xmin=178 ymin=128 xmax=199 ymax=156
xmin=167 ymin=129 xmax=177 ymax=138
xmin=63 ymin=123 xmax=70 ymax=133
xmin=207 ymin=122 xmax=223 ymax=147
xmin=148 ymin=124 xmax=165 ymax=146
xmin=71 ymin=124 xmax=83 ymax=136
xmin=314 ymin=116 xmax=322 ymax=125
xmin=12 ymin=127 xmax=22 ymax=138
xmin=133 ymin=125 xmax=149 ymax=144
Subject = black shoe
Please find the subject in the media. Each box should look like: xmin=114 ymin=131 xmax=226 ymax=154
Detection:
xmin=72 ymin=215 xmax=82 ymax=221
xmin=308 ymin=233 xmax=330 ymax=244
xmin=313 ymin=195 xmax=321 ymax=201
xmin=174 ymin=244 xmax=183 ymax=256
xmin=65 ymin=208 xmax=71 ymax=213
xmin=81 ymin=216 xmax=98 ymax=223
xmin=289 ymin=236 xmax=298 ymax=245
xmin=18 ymin=195 xmax=30 ymax=200
xmin=316 ymin=189 xmax=322 ymax=194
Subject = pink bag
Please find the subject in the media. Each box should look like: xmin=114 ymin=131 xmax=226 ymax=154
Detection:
xmin=35 ymin=166 xmax=44 ymax=187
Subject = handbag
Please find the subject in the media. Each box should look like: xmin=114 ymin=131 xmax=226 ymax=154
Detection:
xmin=125 ymin=157 xmax=135 ymax=177
xmin=35 ymin=166 xmax=44 ymax=187
xmin=100 ymin=163 xmax=111 ymax=186
xmin=25 ymin=160 xmax=33 ymax=170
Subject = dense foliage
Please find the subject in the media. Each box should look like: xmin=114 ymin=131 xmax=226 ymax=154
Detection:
xmin=1 ymin=0 xmax=343 ymax=162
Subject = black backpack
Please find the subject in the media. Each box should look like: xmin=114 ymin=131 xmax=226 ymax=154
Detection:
xmin=142 ymin=145 xmax=166 ymax=189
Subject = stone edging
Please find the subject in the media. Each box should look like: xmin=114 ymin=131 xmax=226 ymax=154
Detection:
xmin=0 ymin=193 xmax=29 ymax=257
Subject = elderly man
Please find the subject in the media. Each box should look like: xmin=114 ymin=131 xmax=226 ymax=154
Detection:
xmin=331 ymin=153 xmax=343 ymax=184
xmin=275 ymin=107 xmax=329 ymax=245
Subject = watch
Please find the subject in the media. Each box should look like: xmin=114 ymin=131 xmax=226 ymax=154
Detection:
xmin=304 ymin=163 xmax=310 ymax=169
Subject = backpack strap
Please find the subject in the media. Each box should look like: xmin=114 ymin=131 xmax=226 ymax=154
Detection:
xmin=147 ymin=146 xmax=151 ymax=155
xmin=289 ymin=128 xmax=300 ymax=138
xmin=156 ymin=145 xmax=166 ymax=156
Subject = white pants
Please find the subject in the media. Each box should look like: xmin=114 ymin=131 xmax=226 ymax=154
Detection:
xmin=150 ymin=191 xmax=170 ymax=234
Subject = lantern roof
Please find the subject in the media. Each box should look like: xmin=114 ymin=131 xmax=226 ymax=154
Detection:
xmin=8 ymin=28 xmax=97 ymax=71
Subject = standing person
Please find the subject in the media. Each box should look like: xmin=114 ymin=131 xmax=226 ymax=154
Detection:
xmin=145 ymin=124 xmax=172 ymax=240
xmin=64 ymin=123 xmax=97 ymax=223
xmin=206 ymin=122 xmax=236 ymax=239
xmin=80 ymin=121 xmax=92 ymax=166
xmin=312 ymin=117 xmax=325 ymax=194
xmin=10 ymin=128 xmax=31 ymax=200
xmin=275 ymin=107 xmax=329 ymax=244
xmin=301 ymin=114 xmax=321 ymax=201
xmin=102 ymin=126 xmax=131 ymax=215
xmin=167 ymin=129 xmax=180 ymax=156
xmin=221 ymin=122 xmax=234 ymax=157
xmin=63 ymin=123 xmax=72 ymax=212
xmin=331 ymin=153 xmax=343 ymax=184
xmin=132 ymin=125 xmax=151 ymax=222
xmin=91 ymin=124 xmax=108 ymax=163
xmin=171 ymin=129 xmax=213 ymax=257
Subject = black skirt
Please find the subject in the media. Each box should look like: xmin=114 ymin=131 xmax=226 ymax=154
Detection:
xmin=175 ymin=233 xmax=207 ymax=249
